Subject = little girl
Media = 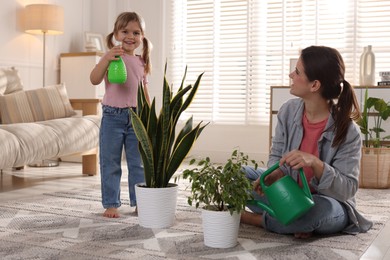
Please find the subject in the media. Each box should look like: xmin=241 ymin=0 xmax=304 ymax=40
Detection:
xmin=90 ymin=12 xmax=152 ymax=218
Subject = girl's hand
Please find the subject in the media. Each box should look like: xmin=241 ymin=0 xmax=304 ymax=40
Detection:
xmin=102 ymin=46 xmax=124 ymax=62
xmin=253 ymin=168 xmax=284 ymax=195
xmin=90 ymin=46 xmax=124 ymax=85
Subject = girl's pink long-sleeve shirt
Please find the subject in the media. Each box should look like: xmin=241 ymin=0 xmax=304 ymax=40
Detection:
xmin=102 ymin=54 xmax=147 ymax=108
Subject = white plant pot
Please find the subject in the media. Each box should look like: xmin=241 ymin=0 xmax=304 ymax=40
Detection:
xmin=135 ymin=183 xmax=178 ymax=228
xmin=201 ymin=209 xmax=241 ymax=248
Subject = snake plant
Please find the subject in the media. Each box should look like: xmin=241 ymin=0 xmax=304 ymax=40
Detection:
xmin=130 ymin=65 xmax=208 ymax=188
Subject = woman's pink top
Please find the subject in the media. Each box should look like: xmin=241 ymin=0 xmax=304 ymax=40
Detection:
xmin=299 ymin=112 xmax=328 ymax=192
xmin=102 ymin=54 xmax=148 ymax=108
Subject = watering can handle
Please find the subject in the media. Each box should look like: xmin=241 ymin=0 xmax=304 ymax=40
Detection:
xmin=299 ymin=167 xmax=313 ymax=200
xmin=260 ymin=162 xmax=313 ymax=200
xmin=259 ymin=162 xmax=280 ymax=188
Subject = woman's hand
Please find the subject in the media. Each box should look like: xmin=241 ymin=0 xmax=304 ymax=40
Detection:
xmin=280 ymin=149 xmax=316 ymax=169
xmin=280 ymin=149 xmax=324 ymax=179
xmin=253 ymin=168 xmax=284 ymax=195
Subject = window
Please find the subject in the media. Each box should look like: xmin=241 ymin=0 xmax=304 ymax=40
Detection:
xmin=168 ymin=0 xmax=390 ymax=126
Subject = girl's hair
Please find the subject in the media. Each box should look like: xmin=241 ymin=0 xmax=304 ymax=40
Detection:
xmin=106 ymin=12 xmax=152 ymax=74
xmin=300 ymin=46 xmax=361 ymax=147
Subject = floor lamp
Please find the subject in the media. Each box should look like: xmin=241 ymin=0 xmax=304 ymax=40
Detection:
xmin=24 ymin=4 xmax=64 ymax=167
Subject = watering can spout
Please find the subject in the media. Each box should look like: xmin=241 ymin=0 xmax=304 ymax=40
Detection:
xmin=247 ymin=200 xmax=276 ymax=218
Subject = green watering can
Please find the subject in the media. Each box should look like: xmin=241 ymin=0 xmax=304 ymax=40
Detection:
xmin=247 ymin=162 xmax=315 ymax=225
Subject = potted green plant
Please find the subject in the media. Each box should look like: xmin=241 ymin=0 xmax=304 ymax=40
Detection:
xmin=182 ymin=150 xmax=259 ymax=248
xmin=358 ymin=88 xmax=390 ymax=147
xmin=357 ymin=88 xmax=390 ymax=188
xmin=130 ymin=64 xmax=208 ymax=228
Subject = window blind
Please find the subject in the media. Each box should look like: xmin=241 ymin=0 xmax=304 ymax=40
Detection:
xmin=168 ymin=0 xmax=390 ymax=126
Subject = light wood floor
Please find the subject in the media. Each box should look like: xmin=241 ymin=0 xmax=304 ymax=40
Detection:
xmin=0 ymin=162 xmax=389 ymax=260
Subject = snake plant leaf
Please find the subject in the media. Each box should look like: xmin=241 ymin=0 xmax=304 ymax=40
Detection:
xmin=130 ymin=109 xmax=155 ymax=186
xmin=169 ymin=86 xmax=192 ymax=154
xmin=137 ymin=82 xmax=146 ymax=112
xmin=179 ymin=72 xmax=204 ymax=114
xmin=165 ymin=122 xmax=204 ymax=187
xmin=170 ymin=85 xmax=192 ymax=116
xmin=168 ymin=66 xmax=189 ymax=136
xmin=173 ymin=117 xmax=194 ymax=150
xmin=170 ymin=66 xmax=188 ymax=121
xmin=180 ymin=66 xmax=188 ymax=91
xmin=138 ymin=144 xmax=154 ymax=187
xmin=155 ymin=78 xmax=172 ymax=186
xmin=147 ymin=100 xmax=158 ymax=169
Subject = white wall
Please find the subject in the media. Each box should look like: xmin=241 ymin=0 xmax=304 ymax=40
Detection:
xmin=0 ymin=0 xmax=270 ymax=164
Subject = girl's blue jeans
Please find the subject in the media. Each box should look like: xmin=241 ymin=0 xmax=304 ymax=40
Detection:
xmin=99 ymin=105 xmax=144 ymax=208
xmin=242 ymin=166 xmax=349 ymax=235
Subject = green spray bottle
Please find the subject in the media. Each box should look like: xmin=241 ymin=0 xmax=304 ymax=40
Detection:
xmin=107 ymin=39 xmax=127 ymax=84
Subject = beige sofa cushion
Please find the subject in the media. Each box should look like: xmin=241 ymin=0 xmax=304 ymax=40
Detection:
xmin=0 ymin=115 xmax=100 ymax=168
xmin=0 ymin=123 xmax=60 ymax=167
xmin=0 ymin=83 xmax=76 ymax=124
xmin=39 ymin=115 xmax=100 ymax=156
xmin=0 ymin=129 xmax=20 ymax=167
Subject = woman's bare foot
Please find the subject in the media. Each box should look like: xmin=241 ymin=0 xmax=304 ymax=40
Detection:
xmin=240 ymin=210 xmax=263 ymax=227
xmin=294 ymin=232 xmax=312 ymax=239
xmin=103 ymin=208 xmax=120 ymax=218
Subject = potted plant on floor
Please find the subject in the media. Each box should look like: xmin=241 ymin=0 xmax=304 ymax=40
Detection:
xmin=182 ymin=150 xmax=259 ymax=248
xmin=357 ymin=88 xmax=390 ymax=188
xmin=130 ymin=64 xmax=208 ymax=228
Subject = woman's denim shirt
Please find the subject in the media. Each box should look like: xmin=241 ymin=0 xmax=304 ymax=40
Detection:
xmin=269 ymin=98 xmax=372 ymax=234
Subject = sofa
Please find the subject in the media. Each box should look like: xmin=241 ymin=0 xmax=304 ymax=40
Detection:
xmin=0 ymin=67 xmax=101 ymax=175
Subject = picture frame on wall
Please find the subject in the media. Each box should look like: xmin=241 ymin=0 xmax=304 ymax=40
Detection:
xmin=85 ymin=32 xmax=105 ymax=52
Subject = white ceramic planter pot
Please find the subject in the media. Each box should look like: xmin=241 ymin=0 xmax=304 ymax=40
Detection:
xmin=201 ymin=209 xmax=241 ymax=248
xmin=135 ymin=183 xmax=178 ymax=228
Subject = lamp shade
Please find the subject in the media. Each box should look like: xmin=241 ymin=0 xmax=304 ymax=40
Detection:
xmin=24 ymin=4 xmax=64 ymax=35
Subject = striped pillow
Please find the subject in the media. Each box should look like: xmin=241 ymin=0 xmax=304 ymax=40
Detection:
xmin=0 ymin=83 xmax=76 ymax=124
xmin=26 ymin=83 xmax=76 ymax=121
xmin=0 ymin=91 xmax=34 ymax=123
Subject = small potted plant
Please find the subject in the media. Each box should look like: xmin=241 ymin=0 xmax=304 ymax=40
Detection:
xmin=130 ymin=64 xmax=208 ymax=228
xmin=357 ymin=88 xmax=390 ymax=188
xmin=182 ymin=150 xmax=259 ymax=248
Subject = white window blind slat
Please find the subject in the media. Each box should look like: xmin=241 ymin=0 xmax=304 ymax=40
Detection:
xmin=169 ymin=0 xmax=390 ymax=126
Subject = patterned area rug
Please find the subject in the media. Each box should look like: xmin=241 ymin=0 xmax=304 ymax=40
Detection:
xmin=0 ymin=181 xmax=389 ymax=260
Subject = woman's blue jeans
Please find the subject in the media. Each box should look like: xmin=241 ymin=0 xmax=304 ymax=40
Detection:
xmin=243 ymin=166 xmax=349 ymax=235
xmin=100 ymin=105 xmax=144 ymax=208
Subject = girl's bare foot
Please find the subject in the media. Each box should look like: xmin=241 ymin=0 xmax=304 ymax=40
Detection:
xmin=103 ymin=208 xmax=120 ymax=218
xmin=294 ymin=232 xmax=312 ymax=239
